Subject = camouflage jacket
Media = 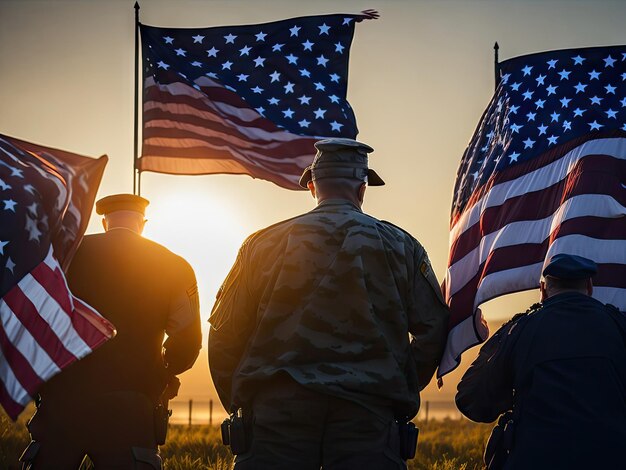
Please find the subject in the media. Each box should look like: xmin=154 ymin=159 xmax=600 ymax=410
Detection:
xmin=209 ymin=199 xmax=450 ymax=418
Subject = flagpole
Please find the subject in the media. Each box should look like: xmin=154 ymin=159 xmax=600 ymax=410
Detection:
xmin=494 ymin=42 xmax=500 ymax=90
xmin=133 ymin=1 xmax=141 ymax=196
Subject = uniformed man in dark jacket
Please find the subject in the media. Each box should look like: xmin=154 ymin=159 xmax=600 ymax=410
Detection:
xmin=456 ymin=254 xmax=626 ymax=470
xmin=210 ymin=138 xmax=449 ymax=469
xmin=20 ymin=194 xmax=202 ymax=469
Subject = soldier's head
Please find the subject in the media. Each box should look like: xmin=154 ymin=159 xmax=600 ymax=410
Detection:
xmin=540 ymin=253 xmax=596 ymax=301
xmin=299 ymin=138 xmax=384 ymax=207
xmin=95 ymin=194 xmax=149 ymax=235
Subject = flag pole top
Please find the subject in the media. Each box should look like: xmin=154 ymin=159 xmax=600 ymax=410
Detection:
xmin=494 ymin=42 xmax=499 ymax=51
xmin=134 ymin=2 xmax=140 ymax=10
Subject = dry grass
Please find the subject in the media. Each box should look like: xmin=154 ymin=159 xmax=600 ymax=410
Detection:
xmin=1 ymin=409 xmax=491 ymax=469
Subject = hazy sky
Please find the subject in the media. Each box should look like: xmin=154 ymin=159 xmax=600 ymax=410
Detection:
xmin=2 ymin=0 xmax=625 ymax=403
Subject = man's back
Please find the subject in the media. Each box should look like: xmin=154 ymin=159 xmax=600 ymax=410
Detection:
xmin=42 ymin=229 xmax=200 ymax=402
xmin=211 ymin=199 xmax=447 ymax=417
xmin=508 ymin=293 xmax=626 ymax=468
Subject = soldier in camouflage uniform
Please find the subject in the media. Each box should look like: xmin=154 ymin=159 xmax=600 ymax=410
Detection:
xmin=209 ymin=138 xmax=450 ymax=469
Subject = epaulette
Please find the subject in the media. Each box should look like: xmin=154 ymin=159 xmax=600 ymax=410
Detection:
xmin=503 ymin=302 xmax=542 ymax=327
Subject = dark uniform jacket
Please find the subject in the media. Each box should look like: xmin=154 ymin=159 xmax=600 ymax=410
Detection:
xmin=40 ymin=228 xmax=202 ymax=405
xmin=209 ymin=199 xmax=450 ymax=418
xmin=456 ymin=292 xmax=626 ymax=469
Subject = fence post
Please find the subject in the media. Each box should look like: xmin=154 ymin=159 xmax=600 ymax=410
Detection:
xmin=209 ymin=399 xmax=213 ymax=426
xmin=188 ymin=399 xmax=193 ymax=427
xmin=425 ymin=401 xmax=429 ymax=424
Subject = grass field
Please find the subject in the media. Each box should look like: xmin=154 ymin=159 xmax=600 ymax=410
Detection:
xmin=1 ymin=409 xmax=491 ymax=469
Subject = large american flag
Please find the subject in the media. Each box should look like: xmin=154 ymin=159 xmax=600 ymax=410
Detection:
xmin=440 ymin=46 xmax=626 ymax=376
xmin=138 ymin=11 xmax=377 ymax=189
xmin=0 ymin=134 xmax=115 ymax=420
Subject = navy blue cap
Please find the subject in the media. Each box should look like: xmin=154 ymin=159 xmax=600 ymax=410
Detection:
xmin=542 ymin=254 xmax=597 ymax=280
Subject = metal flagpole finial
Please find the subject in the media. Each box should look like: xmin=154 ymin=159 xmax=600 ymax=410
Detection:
xmin=494 ymin=42 xmax=500 ymax=90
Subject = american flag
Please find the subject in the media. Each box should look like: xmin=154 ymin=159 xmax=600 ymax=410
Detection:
xmin=138 ymin=11 xmax=377 ymax=190
xmin=0 ymin=134 xmax=115 ymax=420
xmin=440 ymin=46 xmax=626 ymax=376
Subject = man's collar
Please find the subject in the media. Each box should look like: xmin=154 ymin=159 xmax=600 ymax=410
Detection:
xmin=314 ymin=198 xmax=363 ymax=212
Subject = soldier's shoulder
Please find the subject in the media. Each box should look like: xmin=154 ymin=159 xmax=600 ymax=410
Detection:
xmin=501 ymin=302 xmax=543 ymax=330
xmin=375 ymin=218 xmax=420 ymax=243
xmin=243 ymin=212 xmax=311 ymax=247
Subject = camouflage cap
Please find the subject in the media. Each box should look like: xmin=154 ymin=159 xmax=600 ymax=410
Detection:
xmin=95 ymin=194 xmax=149 ymax=216
xmin=298 ymin=138 xmax=385 ymax=188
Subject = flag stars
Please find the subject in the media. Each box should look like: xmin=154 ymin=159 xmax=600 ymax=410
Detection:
xmin=537 ymin=124 xmax=548 ymax=135
xmin=621 ymin=97 xmax=626 ymax=107
xmin=237 ymin=74 xmax=249 ymax=82
xmin=5 ymin=257 xmax=15 ymax=274
xmin=255 ymin=107 xmax=265 ymax=116
xmin=318 ymin=23 xmax=331 ymax=35
xmin=268 ymin=97 xmax=280 ymax=105
xmin=606 ymin=109 xmax=618 ymax=119
xmin=282 ymin=108 xmax=295 ymax=118
xmin=190 ymin=61 xmax=202 ymax=67
xmin=298 ymin=119 xmax=311 ymax=128
xmin=535 ymin=99 xmax=546 ymax=109
xmin=317 ymin=55 xmax=329 ymax=67
xmin=573 ymin=108 xmax=586 ymax=117
xmin=588 ymin=120 xmax=603 ymax=130
xmin=535 ymin=74 xmax=546 ymax=86
xmin=510 ymin=123 xmax=523 ymax=133
xmin=522 ymin=90 xmax=534 ymax=100
xmin=25 ymin=216 xmax=41 ymax=242
xmin=284 ymin=82 xmax=295 ymax=94
xmin=523 ymin=137 xmax=536 ymax=149
xmin=335 ymin=42 xmax=345 ymax=54
xmin=163 ymin=36 xmax=174 ymax=44
xmin=224 ymin=34 xmax=237 ymax=44
xmin=3 ymin=199 xmax=17 ymax=211
xmin=298 ymin=95 xmax=311 ymax=105
xmin=588 ymin=70 xmax=601 ymax=80
xmin=547 ymin=135 xmax=558 ymax=145
xmin=343 ymin=17 xmax=353 ymax=25
xmin=270 ymin=71 xmax=281 ymax=82
xmin=330 ymin=121 xmax=343 ymax=131
xmin=289 ymin=25 xmax=301 ymax=37
xmin=314 ymin=108 xmax=327 ymax=119
xmin=522 ymin=65 xmax=533 ymax=76
xmin=329 ymin=73 xmax=340 ymax=83
xmin=605 ymin=84 xmax=617 ymax=94
xmin=329 ymin=95 xmax=340 ymax=103
xmin=239 ymin=45 xmax=252 ymax=56
xmin=0 ymin=240 xmax=8 ymax=255
xmin=547 ymin=59 xmax=558 ymax=69
xmin=560 ymin=97 xmax=571 ymax=108
xmin=526 ymin=111 xmax=536 ymax=121
xmin=314 ymin=82 xmax=326 ymax=91
xmin=192 ymin=35 xmax=205 ymax=44
xmin=205 ymin=72 xmax=218 ymax=79
xmin=509 ymin=105 xmax=520 ymax=114
xmin=574 ymin=82 xmax=587 ymax=93
xmin=299 ymin=68 xmax=311 ymax=77
xmin=509 ymin=152 xmax=520 ymax=162
xmin=558 ymin=69 xmax=571 ymax=80
xmin=302 ymin=40 xmax=314 ymax=51
xmin=285 ymin=54 xmax=298 ymax=65
xmin=174 ymin=48 xmax=187 ymax=56
xmin=572 ymin=55 xmax=585 ymax=65
xmin=604 ymin=55 xmax=616 ymax=67
xmin=272 ymin=43 xmax=285 ymax=52
xmin=222 ymin=61 xmax=233 ymax=70
xmin=27 ymin=202 xmax=38 ymax=216
xmin=546 ymin=85 xmax=558 ymax=95
xmin=622 ymin=73 xmax=626 ymax=81
xmin=562 ymin=120 xmax=572 ymax=131
xmin=207 ymin=47 xmax=219 ymax=57
xmin=510 ymin=82 xmax=522 ymax=91
xmin=550 ymin=111 xmax=560 ymax=122
xmin=157 ymin=61 xmax=169 ymax=70
xmin=589 ymin=96 xmax=603 ymax=105
xmin=251 ymin=86 xmax=264 ymax=94
xmin=255 ymin=32 xmax=267 ymax=41
xmin=253 ymin=57 xmax=266 ymax=67
xmin=24 ymin=184 xmax=35 ymax=194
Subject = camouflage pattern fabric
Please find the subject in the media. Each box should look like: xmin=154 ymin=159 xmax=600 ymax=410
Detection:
xmin=209 ymin=199 xmax=449 ymax=419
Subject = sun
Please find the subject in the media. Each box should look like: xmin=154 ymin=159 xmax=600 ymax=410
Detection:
xmin=141 ymin=184 xmax=248 ymax=325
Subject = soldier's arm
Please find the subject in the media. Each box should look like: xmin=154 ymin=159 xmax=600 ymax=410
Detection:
xmin=208 ymin=246 xmax=256 ymax=411
xmin=408 ymin=250 xmax=450 ymax=391
xmin=163 ymin=261 xmax=202 ymax=375
xmin=455 ymin=321 xmax=517 ymax=423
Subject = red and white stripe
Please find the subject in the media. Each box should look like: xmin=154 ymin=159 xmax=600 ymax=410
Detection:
xmin=439 ymin=136 xmax=626 ymax=376
xmin=0 ymin=247 xmax=115 ymax=420
xmin=138 ymin=77 xmax=318 ymax=189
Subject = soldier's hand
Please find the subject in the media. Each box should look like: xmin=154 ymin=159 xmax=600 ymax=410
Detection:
xmin=164 ymin=376 xmax=181 ymax=400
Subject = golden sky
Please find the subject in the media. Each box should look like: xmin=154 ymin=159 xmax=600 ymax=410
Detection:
xmin=2 ymin=0 xmax=625 ymax=405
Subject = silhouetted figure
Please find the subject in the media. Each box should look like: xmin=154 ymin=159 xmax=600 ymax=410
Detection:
xmin=456 ymin=254 xmax=626 ymax=470
xmin=20 ymin=194 xmax=202 ymax=470
xmin=209 ymin=138 xmax=450 ymax=469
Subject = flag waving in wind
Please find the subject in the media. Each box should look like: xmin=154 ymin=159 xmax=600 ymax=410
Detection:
xmin=440 ymin=46 xmax=626 ymax=376
xmin=0 ymin=134 xmax=115 ymax=420
xmin=138 ymin=11 xmax=378 ymax=189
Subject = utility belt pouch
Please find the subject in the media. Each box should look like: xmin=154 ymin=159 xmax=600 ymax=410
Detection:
xmin=221 ymin=409 xmax=251 ymax=455
xmin=398 ymin=420 xmax=419 ymax=460
xmin=154 ymin=402 xmax=172 ymax=445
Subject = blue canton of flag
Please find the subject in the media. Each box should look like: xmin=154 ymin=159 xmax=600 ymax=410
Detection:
xmin=440 ymin=46 xmax=626 ymax=377
xmin=138 ymin=11 xmax=378 ymax=189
